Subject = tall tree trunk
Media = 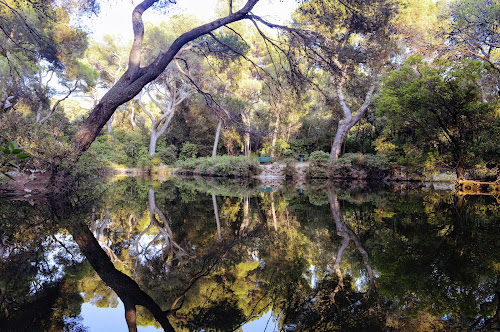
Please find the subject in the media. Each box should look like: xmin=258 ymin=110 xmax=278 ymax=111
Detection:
xmin=106 ymin=116 xmax=113 ymax=133
xmin=212 ymin=119 xmax=222 ymax=157
xmin=329 ymin=77 xmax=376 ymax=164
xmin=244 ymin=131 xmax=250 ymax=157
xmin=130 ymin=104 xmax=137 ymax=129
xmin=270 ymin=114 xmax=280 ymax=158
xmin=241 ymin=113 xmax=251 ymax=157
xmin=149 ymin=130 xmax=158 ymax=157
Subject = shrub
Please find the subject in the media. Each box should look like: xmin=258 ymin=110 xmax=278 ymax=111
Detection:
xmin=309 ymin=150 xmax=330 ymax=164
xmin=281 ymin=157 xmax=298 ymax=179
xmin=179 ymin=142 xmax=198 ymax=161
xmin=157 ymin=144 xmax=178 ymax=165
xmin=330 ymin=153 xmax=392 ymax=179
xmin=175 ymin=156 xmax=259 ymax=178
xmin=307 ymin=165 xmax=329 ymax=179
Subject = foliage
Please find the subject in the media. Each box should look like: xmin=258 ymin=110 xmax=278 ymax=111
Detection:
xmin=308 ymin=150 xmax=330 ymax=164
xmin=377 ymin=56 xmax=499 ymax=177
xmin=179 ymin=142 xmax=199 ymax=161
xmin=330 ymin=153 xmax=392 ymax=180
xmin=175 ymin=155 xmax=260 ymax=178
xmin=0 ymin=141 xmax=30 ymax=179
xmin=156 ymin=144 xmax=178 ymax=165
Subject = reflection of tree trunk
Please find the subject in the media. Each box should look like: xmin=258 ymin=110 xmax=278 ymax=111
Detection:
xmin=240 ymin=196 xmax=250 ymax=233
xmin=331 ymin=237 xmax=350 ymax=302
xmin=212 ymin=120 xmax=222 ymax=157
xmin=70 ymin=222 xmax=175 ymax=332
xmin=212 ymin=194 xmax=221 ymax=240
xmin=270 ymin=192 xmax=277 ymax=232
xmin=148 ymin=188 xmax=185 ymax=257
xmin=91 ymin=209 xmax=120 ymax=262
xmin=328 ymin=189 xmax=376 ymax=295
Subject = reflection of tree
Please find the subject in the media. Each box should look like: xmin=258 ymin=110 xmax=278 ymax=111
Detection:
xmin=212 ymin=194 xmax=221 ymax=240
xmin=131 ymin=188 xmax=186 ymax=276
xmin=371 ymin=193 xmax=500 ymax=331
xmin=91 ymin=208 xmax=121 ymax=263
xmin=328 ymin=189 xmax=376 ymax=298
xmin=2 ymin=179 xmax=498 ymax=331
xmin=70 ymin=221 xmax=175 ymax=332
xmin=0 ymin=200 xmax=87 ymax=331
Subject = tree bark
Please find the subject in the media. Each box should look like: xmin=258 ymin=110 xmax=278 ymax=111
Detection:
xmin=73 ymin=0 xmax=260 ymax=155
xmin=329 ymin=77 xmax=377 ymax=164
xmin=270 ymin=114 xmax=280 ymax=158
xmin=212 ymin=119 xmax=222 ymax=157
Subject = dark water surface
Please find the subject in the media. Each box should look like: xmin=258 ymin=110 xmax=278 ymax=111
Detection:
xmin=0 ymin=177 xmax=499 ymax=331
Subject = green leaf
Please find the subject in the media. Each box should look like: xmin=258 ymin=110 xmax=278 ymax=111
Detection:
xmin=16 ymin=153 xmax=31 ymax=159
xmin=0 ymin=148 xmax=9 ymax=154
xmin=12 ymin=149 xmax=23 ymax=154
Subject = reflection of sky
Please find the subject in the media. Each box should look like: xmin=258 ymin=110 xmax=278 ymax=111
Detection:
xmin=80 ymin=301 xmax=279 ymax=331
xmin=304 ymin=265 xmax=318 ymax=289
xmin=31 ymin=233 xmax=83 ymax=293
xmin=80 ymin=300 xmax=162 ymax=331
xmin=242 ymin=309 xmax=279 ymax=332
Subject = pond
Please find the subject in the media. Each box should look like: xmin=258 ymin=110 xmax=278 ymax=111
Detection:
xmin=0 ymin=177 xmax=498 ymax=331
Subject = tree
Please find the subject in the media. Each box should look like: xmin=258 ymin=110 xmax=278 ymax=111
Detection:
xmin=137 ymin=67 xmax=193 ymax=157
xmin=73 ymin=0 xmax=261 ymax=156
xmin=378 ymin=56 xmax=498 ymax=178
xmin=0 ymin=0 xmax=95 ymax=120
xmin=290 ymin=0 xmax=395 ymax=164
xmin=448 ymin=0 xmax=500 ymax=74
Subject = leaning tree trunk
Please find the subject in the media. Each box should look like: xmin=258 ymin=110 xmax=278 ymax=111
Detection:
xmin=73 ymin=0 xmax=260 ymax=156
xmin=212 ymin=119 xmax=222 ymax=157
xmin=329 ymin=77 xmax=376 ymax=164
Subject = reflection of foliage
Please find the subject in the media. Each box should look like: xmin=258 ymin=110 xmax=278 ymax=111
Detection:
xmin=184 ymin=299 xmax=246 ymax=331
xmin=1 ymin=177 xmax=498 ymax=331
xmin=280 ymin=274 xmax=386 ymax=331
xmin=372 ymin=194 xmax=500 ymax=330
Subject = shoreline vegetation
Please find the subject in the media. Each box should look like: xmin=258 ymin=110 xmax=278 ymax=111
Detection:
xmin=2 ymin=152 xmax=498 ymax=199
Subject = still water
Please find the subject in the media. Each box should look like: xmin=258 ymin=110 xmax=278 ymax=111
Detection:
xmin=0 ymin=177 xmax=498 ymax=331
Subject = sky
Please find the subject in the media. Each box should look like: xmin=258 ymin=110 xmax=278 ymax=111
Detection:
xmin=87 ymin=0 xmax=298 ymax=42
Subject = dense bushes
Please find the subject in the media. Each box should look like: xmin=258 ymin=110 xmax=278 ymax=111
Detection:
xmin=309 ymin=150 xmax=330 ymax=163
xmin=175 ymin=156 xmax=260 ymax=178
xmin=329 ymin=153 xmax=392 ymax=180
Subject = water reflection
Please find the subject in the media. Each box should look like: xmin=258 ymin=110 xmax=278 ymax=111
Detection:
xmin=0 ymin=177 xmax=498 ymax=331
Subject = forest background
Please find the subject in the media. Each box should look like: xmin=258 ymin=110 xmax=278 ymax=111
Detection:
xmin=0 ymin=0 xmax=499 ymax=182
